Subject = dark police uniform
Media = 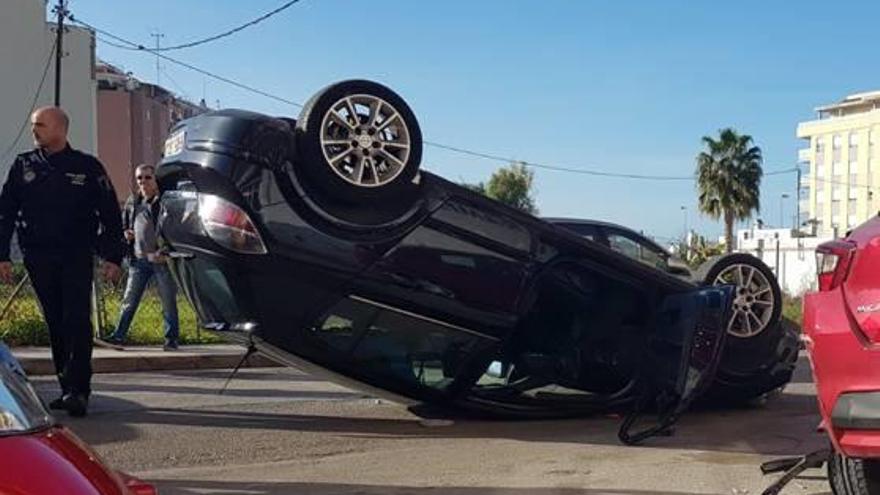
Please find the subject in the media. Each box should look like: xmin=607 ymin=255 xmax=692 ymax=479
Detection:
xmin=0 ymin=145 xmax=124 ymax=400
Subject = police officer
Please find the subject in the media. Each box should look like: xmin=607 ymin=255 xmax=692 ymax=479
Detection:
xmin=0 ymin=106 xmax=124 ymax=417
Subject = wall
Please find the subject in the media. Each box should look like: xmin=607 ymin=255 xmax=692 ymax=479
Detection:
xmin=737 ymin=227 xmax=831 ymax=296
xmin=0 ymin=0 xmax=96 ymax=176
xmin=97 ymin=89 xmax=133 ymax=200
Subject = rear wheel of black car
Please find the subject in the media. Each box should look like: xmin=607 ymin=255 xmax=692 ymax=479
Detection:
xmin=296 ymin=80 xmax=423 ymax=204
xmin=695 ymin=253 xmax=797 ymax=404
xmin=829 ymin=452 xmax=880 ymax=495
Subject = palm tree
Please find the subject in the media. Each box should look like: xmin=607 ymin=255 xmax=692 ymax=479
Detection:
xmin=696 ymin=128 xmax=763 ymax=254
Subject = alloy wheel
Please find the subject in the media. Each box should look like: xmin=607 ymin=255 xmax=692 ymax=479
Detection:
xmin=319 ymin=94 xmax=412 ymax=188
xmin=714 ymin=263 xmax=776 ymax=338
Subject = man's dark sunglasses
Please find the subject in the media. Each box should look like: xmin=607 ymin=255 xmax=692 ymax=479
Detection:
xmin=136 ymin=175 xmax=154 ymax=180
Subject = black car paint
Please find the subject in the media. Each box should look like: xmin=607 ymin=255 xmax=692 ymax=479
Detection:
xmin=156 ymin=110 xmax=732 ymax=429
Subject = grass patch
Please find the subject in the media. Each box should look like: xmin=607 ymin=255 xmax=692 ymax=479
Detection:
xmin=0 ymin=271 xmax=222 ymax=346
xmin=782 ymin=295 xmax=803 ymax=327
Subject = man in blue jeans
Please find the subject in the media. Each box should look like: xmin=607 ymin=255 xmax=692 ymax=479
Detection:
xmin=104 ymin=164 xmax=179 ymax=350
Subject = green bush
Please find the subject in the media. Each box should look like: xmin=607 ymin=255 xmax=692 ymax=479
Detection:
xmin=0 ymin=270 xmax=222 ymax=346
xmin=782 ymin=295 xmax=803 ymax=327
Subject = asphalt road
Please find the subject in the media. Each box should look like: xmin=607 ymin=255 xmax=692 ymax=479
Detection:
xmin=33 ymin=355 xmax=830 ymax=495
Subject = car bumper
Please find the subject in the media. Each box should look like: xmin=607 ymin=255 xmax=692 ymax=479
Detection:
xmin=804 ymin=289 xmax=880 ymax=458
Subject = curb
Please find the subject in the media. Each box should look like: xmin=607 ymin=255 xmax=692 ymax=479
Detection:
xmin=12 ymin=345 xmax=281 ymax=376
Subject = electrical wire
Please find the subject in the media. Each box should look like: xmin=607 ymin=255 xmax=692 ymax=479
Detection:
xmin=160 ymin=66 xmax=190 ymax=100
xmin=96 ymin=0 xmax=302 ymax=52
xmin=72 ymin=14 xmax=805 ymax=183
xmin=70 ymin=15 xmax=302 ymax=108
xmin=1 ymin=35 xmax=57 ymax=163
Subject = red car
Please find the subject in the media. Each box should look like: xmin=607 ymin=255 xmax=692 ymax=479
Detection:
xmin=0 ymin=343 xmax=157 ymax=495
xmin=804 ymin=216 xmax=880 ymax=494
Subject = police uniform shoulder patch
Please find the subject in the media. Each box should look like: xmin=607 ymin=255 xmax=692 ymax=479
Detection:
xmin=97 ymin=174 xmax=112 ymax=191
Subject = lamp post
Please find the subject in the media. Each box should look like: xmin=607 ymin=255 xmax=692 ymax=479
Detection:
xmin=680 ymin=206 xmax=688 ymax=237
xmin=780 ymin=193 xmax=790 ymax=229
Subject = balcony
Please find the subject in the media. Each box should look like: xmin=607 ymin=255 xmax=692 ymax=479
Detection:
xmin=798 ymin=148 xmax=812 ymax=162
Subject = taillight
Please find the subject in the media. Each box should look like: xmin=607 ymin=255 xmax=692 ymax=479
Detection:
xmin=815 ymin=240 xmax=856 ymax=291
xmin=198 ymin=194 xmax=267 ymax=254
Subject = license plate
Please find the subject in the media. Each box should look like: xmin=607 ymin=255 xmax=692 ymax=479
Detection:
xmin=164 ymin=130 xmax=186 ymax=157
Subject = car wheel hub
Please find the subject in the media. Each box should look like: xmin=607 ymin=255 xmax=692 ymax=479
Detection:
xmin=319 ymin=94 xmax=412 ymax=188
xmin=713 ymin=263 xmax=775 ymax=338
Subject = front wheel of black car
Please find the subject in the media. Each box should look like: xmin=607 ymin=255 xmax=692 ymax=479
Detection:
xmin=829 ymin=452 xmax=880 ymax=495
xmin=296 ymin=79 xmax=423 ymax=204
xmin=695 ymin=253 xmax=797 ymax=404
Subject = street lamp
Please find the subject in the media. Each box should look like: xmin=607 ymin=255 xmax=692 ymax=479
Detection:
xmin=780 ymin=193 xmax=790 ymax=229
xmin=680 ymin=206 xmax=688 ymax=237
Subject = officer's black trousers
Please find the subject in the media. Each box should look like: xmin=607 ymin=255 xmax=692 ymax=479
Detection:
xmin=25 ymin=251 xmax=94 ymax=396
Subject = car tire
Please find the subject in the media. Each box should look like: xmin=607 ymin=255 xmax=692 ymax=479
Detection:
xmin=694 ymin=253 xmax=796 ymax=404
xmin=295 ymin=79 xmax=422 ymax=204
xmin=829 ymin=452 xmax=880 ymax=495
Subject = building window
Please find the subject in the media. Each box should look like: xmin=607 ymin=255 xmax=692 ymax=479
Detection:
xmin=832 ymin=161 xmax=843 ymax=175
xmin=849 ymin=198 xmax=857 ymax=213
xmin=871 ymin=131 xmax=877 ymax=158
xmin=816 ymin=137 xmax=825 ymax=166
xmin=833 ymin=134 xmax=842 ymax=163
xmin=850 ymin=133 xmax=859 ymax=162
xmin=832 ymin=200 xmax=841 ymax=215
xmin=816 ymin=179 xmax=825 ymax=192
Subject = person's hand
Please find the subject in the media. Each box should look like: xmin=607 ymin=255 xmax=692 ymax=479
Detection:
xmin=124 ymin=229 xmax=135 ymax=242
xmin=101 ymin=261 xmax=121 ymax=283
xmin=0 ymin=262 xmax=12 ymax=285
xmin=146 ymin=252 xmax=168 ymax=264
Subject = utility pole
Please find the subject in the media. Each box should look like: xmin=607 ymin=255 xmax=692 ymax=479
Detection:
xmin=795 ymin=166 xmax=802 ymax=235
xmin=150 ymin=31 xmax=165 ymax=86
xmin=52 ymin=0 xmax=67 ymax=106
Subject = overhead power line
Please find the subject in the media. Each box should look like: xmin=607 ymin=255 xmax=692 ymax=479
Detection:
xmin=98 ymin=0 xmax=302 ymax=52
xmin=1 ymin=36 xmax=57 ymax=162
xmin=70 ymin=14 xmax=802 ymax=183
xmin=69 ymin=15 xmax=302 ymax=108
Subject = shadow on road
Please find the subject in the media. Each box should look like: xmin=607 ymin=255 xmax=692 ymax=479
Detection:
xmin=37 ymin=356 xmax=824 ymax=459
xmin=151 ymin=480 xmax=727 ymax=495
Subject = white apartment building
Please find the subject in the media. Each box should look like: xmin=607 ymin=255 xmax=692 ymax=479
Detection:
xmin=797 ymin=91 xmax=880 ymax=237
xmin=0 ymin=0 xmax=96 ymax=173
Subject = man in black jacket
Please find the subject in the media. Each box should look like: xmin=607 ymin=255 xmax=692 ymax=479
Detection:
xmin=0 ymin=106 xmax=124 ymax=417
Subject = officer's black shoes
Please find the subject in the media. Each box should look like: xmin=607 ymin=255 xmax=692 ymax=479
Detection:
xmin=163 ymin=341 xmax=179 ymax=352
xmin=48 ymin=396 xmax=66 ymax=410
xmin=100 ymin=335 xmax=125 ymax=346
xmin=62 ymin=393 xmax=88 ymax=417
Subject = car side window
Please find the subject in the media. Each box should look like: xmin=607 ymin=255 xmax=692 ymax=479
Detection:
xmin=607 ymin=231 xmax=667 ymax=270
xmin=556 ymin=223 xmax=599 ymax=241
xmin=607 ymin=233 xmax=641 ymax=260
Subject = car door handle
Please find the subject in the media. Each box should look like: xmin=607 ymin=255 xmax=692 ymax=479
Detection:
xmin=164 ymin=250 xmax=195 ymax=259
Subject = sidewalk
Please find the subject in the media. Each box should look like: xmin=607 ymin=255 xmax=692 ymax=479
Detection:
xmin=12 ymin=344 xmax=281 ymax=376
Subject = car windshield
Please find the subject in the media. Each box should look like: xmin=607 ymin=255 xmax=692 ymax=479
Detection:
xmin=0 ymin=350 xmax=52 ymax=436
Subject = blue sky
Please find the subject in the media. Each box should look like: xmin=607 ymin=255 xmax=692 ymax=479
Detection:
xmin=62 ymin=0 xmax=880 ymax=243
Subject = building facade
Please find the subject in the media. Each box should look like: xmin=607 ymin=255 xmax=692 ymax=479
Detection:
xmin=0 ymin=0 xmax=97 ymax=172
xmin=96 ymin=62 xmax=206 ymax=201
xmin=797 ymin=91 xmax=880 ymax=237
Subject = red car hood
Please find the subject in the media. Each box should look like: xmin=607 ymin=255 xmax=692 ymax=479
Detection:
xmin=0 ymin=426 xmax=153 ymax=495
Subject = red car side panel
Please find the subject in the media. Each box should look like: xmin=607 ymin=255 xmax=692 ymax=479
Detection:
xmin=804 ymin=289 xmax=880 ymax=458
xmin=0 ymin=426 xmax=131 ymax=495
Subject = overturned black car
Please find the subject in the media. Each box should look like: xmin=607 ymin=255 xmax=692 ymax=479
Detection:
xmin=156 ymin=80 xmax=797 ymax=444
